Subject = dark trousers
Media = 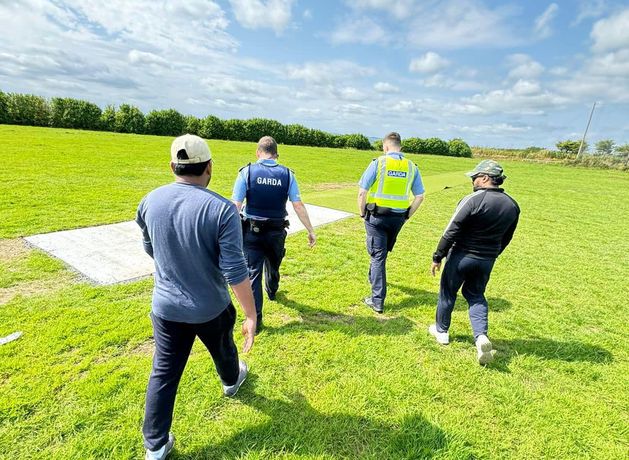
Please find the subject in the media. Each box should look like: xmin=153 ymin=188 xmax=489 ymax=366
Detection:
xmin=364 ymin=213 xmax=406 ymax=307
xmin=143 ymin=304 xmax=239 ymax=451
xmin=436 ymin=250 xmax=496 ymax=339
xmin=243 ymin=227 xmax=287 ymax=315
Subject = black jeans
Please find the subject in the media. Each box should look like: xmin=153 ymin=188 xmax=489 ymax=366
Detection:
xmin=364 ymin=213 xmax=406 ymax=307
xmin=143 ymin=304 xmax=239 ymax=451
xmin=243 ymin=226 xmax=287 ymax=315
xmin=436 ymin=250 xmax=496 ymax=339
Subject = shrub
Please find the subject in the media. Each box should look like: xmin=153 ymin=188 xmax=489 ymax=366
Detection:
xmin=100 ymin=105 xmax=116 ymax=132
xmin=50 ymin=97 xmax=102 ymax=130
xmin=222 ymin=119 xmax=247 ymax=141
xmin=144 ymin=109 xmax=186 ymax=136
xmin=114 ymin=104 xmax=145 ymax=134
xmin=285 ymin=124 xmax=310 ymax=146
xmin=372 ymin=139 xmax=383 ymax=151
xmin=0 ymin=90 xmax=8 ymax=124
xmin=184 ymin=116 xmax=202 ymax=136
xmin=448 ymin=138 xmax=472 ymax=157
xmin=424 ymin=137 xmax=449 ymax=155
xmin=343 ymin=133 xmax=372 ymax=150
xmin=556 ymin=140 xmax=585 ymax=155
xmin=6 ymin=93 xmax=50 ymax=126
xmin=244 ymin=118 xmax=287 ymax=143
xmin=401 ymin=138 xmax=427 ymax=154
xmin=199 ymin=115 xmax=224 ymax=140
xmin=595 ymin=139 xmax=614 ymax=155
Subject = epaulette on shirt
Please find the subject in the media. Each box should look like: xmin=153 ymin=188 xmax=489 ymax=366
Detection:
xmin=238 ymin=162 xmax=251 ymax=172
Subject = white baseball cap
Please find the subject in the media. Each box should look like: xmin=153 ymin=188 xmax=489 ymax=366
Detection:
xmin=170 ymin=134 xmax=212 ymax=164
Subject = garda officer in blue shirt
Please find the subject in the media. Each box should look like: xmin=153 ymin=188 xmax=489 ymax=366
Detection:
xmin=358 ymin=132 xmax=425 ymax=313
xmin=232 ymin=136 xmax=316 ymax=331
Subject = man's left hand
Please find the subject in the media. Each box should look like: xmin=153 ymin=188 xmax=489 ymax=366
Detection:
xmin=308 ymin=231 xmax=317 ymax=247
xmin=431 ymin=262 xmax=441 ymax=277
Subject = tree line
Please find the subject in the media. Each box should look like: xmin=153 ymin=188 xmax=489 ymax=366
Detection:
xmin=0 ymin=90 xmax=471 ymax=156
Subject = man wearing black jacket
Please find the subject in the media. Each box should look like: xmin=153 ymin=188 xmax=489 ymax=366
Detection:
xmin=428 ymin=160 xmax=520 ymax=365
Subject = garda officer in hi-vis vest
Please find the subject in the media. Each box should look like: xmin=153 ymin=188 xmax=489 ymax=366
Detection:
xmin=358 ymin=132 xmax=425 ymax=313
xmin=232 ymin=136 xmax=316 ymax=332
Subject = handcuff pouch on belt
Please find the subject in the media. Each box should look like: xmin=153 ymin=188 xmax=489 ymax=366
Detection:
xmin=242 ymin=216 xmax=289 ymax=233
xmin=365 ymin=203 xmax=410 ymax=219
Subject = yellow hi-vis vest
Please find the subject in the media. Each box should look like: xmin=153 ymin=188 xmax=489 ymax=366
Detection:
xmin=367 ymin=155 xmax=416 ymax=209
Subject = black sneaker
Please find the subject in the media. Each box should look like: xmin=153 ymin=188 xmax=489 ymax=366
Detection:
xmin=363 ymin=297 xmax=383 ymax=314
xmin=267 ymin=291 xmax=276 ymax=301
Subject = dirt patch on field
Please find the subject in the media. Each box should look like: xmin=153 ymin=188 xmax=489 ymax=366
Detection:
xmin=311 ymin=182 xmax=354 ymax=191
xmin=129 ymin=339 xmax=154 ymax=356
xmin=0 ymin=239 xmax=28 ymax=261
xmin=0 ymin=273 xmax=76 ymax=305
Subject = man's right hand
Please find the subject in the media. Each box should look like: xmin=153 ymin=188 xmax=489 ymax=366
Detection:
xmin=241 ymin=316 xmax=256 ymax=353
xmin=308 ymin=231 xmax=317 ymax=247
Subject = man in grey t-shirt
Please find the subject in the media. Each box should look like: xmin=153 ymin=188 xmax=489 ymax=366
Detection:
xmin=136 ymin=134 xmax=257 ymax=460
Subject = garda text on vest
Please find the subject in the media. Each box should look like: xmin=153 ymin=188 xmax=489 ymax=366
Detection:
xmin=256 ymin=177 xmax=283 ymax=186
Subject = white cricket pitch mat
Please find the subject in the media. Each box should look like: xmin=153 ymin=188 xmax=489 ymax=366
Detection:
xmin=25 ymin=204 xmax=353 ymax=285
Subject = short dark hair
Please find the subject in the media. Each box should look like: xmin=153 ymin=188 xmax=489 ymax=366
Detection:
xmin=173 ymin=160 xmax=210 ymax=177
xmin=490 ymin=175 xmax=505 ymax=186
xmin=383 ymin=132 xmax=402 ymax=147
xmin=257 ymin=136 xmax=278 ymax=157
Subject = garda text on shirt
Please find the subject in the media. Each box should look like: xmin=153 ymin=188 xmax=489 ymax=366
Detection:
xmin=257 ymin=177 xmax=283 ymax=186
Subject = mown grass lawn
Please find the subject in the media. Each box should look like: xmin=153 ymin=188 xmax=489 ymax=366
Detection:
xmin=0 ymin=125 xmax=627 ymax=459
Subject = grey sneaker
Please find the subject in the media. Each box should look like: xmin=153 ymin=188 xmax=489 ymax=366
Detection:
xmin=363 ymin=296 xmax=383 ymax=314
xmin=145 ymin=433 xmax=175 ymax=460
xmin=223 ymin=360 xmax=248 ymax=397
xmin=476 ymin=334 xmax=494 ymax=365
xmin=428 ymin=324 xmax=450 ymax=345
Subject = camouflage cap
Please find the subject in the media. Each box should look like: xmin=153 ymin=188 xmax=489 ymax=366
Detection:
xmin=465 ymin=159 xmax=505 ymax=178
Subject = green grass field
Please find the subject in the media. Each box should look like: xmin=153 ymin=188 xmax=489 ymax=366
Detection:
xmin=0 ymin=125 xmax=628 ymax=459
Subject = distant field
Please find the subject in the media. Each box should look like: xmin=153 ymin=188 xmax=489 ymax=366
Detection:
xmin=0 ymin=126 xmax=628 ymax=459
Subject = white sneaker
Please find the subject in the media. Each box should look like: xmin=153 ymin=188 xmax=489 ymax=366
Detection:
xmin=222 ymin=360 xmax=248 ymax=397
xmin=476 ymin=335 xmax=494 ymax=365
xmin=145 ymin=432 xmax=175 ymax=460
xmin=428 ymin=324 xmax=449 ymax=345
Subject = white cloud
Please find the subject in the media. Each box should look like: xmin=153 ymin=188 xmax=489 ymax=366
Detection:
xmin=329 ymin=16 xmax=388 ymax=45
xmin=338 ymin=103 xmax=370 ymax=115
xmin=461 ymin=79 xmax=569 ymax=115
xmin=374 ymin=82 xmax=399 ymax=93
xmin=409 ymin=52 xmax=450 ymax=74
xmin=457 ymin=123 xmax=532 ymax=134
xmin=229 ymin=0 xmax=295 ymax=34
xmin=128 ymin=50 xmax=169 ymax=67
xmin=344 ymin=0 xmax=416 ymax=20
xmin=573 ymin=0 xmax=608 ymax=25
xmin=420 ymin=73 xmax=484 ymax=91
xmin=334 ymin=86 xmax=367 ymax=102
xmin=550 ymin=66 xmax=569 ymax=76
xmin=506 ymin=54 xmax=545 ymax=80
xmin=407 ymin=1 xmax=518 ymax=49
xmin=286 ymin=60 xmax=375 ymax=85
xmin=591 ymin=8 xmax=629 ymax=52
xmin=534 ymin=3 xmax=559 ymax=39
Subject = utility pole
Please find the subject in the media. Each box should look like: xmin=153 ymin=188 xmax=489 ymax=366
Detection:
xmin=576 ymin=102 xmax=596 ymax=159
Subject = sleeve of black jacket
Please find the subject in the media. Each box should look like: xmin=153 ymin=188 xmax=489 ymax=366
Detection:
xmin=432 ymin=193 xmax=476 ymax=263
xmin=499 ymin=207 xmax=520 ymax=254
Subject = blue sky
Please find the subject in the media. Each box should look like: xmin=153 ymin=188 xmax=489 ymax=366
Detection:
xmin=1 ymin=0 xmax=628 ymax=148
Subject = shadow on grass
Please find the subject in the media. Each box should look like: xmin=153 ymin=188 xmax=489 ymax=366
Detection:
xmin=450 ymin=335 xmax=613 ymax=372
xmin=179 ymin=388 xmax=474 ymax=459
xmin=388 ymin=283 xmax=512 ymax=312
xmin=263 ymin=292 xmax=414 ymax=337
